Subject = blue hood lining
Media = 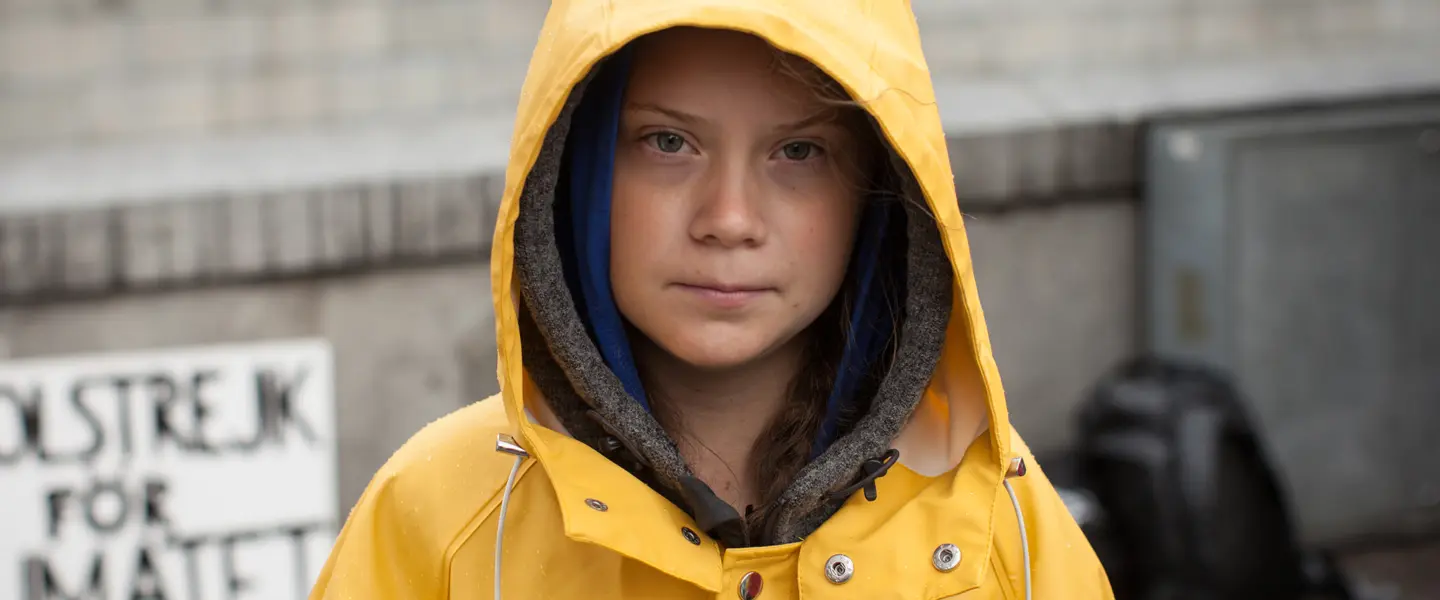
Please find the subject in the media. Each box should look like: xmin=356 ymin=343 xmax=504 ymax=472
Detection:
xmin=561 ymin=50 xmax=900 ymax=458
xmin=566 ymin=48 xmax=651 ymax=410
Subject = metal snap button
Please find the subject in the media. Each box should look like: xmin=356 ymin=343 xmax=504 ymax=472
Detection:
xmin=932 ymin=543 xmax=962 ymax=572
xmin=738 ymin=571 xmax=763 ymax=599
xmin=681 ymin=527 xmax=701 ymax=545
xmin=824 ymin=554 xmax=853 ymax=584
xmin=584 ymin=498 xmax=608 ymax=512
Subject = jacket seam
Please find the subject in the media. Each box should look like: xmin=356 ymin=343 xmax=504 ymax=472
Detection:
xmin=988 ymin=547 xmax=1020 ymax=600
xmin=439 ymin=457 xmax=540 ymax=598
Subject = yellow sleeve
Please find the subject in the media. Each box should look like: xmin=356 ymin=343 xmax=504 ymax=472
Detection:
xmin=309 ymin=473 xmax=446 ymax=600
xmin=310 ymin=399 xmax=518 ymax=600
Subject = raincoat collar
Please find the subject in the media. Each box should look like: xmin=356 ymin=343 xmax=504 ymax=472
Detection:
xmin=522 ymin=373 xmax=1004 ymax=597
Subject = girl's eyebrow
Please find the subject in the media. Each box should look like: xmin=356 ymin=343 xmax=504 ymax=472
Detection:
xmin=624 ymin=102 xmax=837 ymax=133
xmin=624 ymin=102 xmax=709 ymax=126
xmin=772 ymin=110 xmax=840 ymax=134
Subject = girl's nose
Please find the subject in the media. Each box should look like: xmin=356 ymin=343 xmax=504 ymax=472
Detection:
xmin=687 ymin=161 xmax=767 ymax=248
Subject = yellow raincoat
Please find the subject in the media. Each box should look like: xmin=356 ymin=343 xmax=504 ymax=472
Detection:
xmin=312 ymin=1 xmax=1114 ymax=598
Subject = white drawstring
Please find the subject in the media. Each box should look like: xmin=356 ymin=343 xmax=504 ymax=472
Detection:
xmin=494 ymin=454 xmax=524 ymax=600
xmin=1003 ymin=479 xmax=1033 ymax=600
xmin=493 ymin=435 xmax=530 ymax=600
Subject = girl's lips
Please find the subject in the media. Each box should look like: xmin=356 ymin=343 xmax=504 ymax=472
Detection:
xmin=673 ymin=283 xmax=771 ymax=309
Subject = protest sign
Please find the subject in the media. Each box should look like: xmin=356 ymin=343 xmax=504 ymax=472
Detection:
xmin=0 ymin=339 xmax=337 ymax=600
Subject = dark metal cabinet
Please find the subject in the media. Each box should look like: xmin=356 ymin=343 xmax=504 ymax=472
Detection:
xmin=1145 ymin=98 xmax=1440 ymax=545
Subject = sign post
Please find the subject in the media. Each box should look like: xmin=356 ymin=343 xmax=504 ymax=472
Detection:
xmin=0 ymin=339 xmax=338 ymax=600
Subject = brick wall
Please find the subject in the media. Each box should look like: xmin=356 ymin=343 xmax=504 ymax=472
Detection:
xmin=3 ymin=0 xmax=1439 ymax=151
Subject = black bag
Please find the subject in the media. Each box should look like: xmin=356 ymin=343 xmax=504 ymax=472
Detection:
xmin=1067 ymin=357 xmax=1352 ymax=600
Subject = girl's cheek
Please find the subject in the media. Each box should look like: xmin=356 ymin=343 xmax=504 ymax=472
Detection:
xmin=767 ymin=166 xmax=861 ymax=214
xmin=621 ymin=155 xmax=701 ymax=190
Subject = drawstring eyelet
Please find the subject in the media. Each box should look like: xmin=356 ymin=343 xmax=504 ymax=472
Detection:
xmin=585 ymin=410 xmax=651 ymax=474
xmin=826 ymin=448 xmax=901 ymax=503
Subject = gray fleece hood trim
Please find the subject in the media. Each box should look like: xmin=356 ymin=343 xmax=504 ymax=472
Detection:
xmin=513 ymin=63 xmax=953 ymax=546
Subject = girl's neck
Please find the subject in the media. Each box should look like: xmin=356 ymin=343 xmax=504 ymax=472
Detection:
xmin=634 ymin=335 xmax=808 ymax=510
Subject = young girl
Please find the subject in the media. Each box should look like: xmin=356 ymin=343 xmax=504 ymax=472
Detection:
xmin=313 ymin=2 xmax=1113 ymax=599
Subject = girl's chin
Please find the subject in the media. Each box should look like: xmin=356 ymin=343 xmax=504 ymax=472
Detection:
xmin=663 ymin=340 xmax=772 ymax=372
xmin=652 ymin=327 xmax=795 ymax=372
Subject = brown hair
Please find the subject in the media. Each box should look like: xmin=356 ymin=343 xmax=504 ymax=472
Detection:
xmin=740 ymin=50 xmax=892 ymax=540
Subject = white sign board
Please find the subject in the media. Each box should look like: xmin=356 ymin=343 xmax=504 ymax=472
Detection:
xmin=0 ymin=339 xmax=338 ymax=600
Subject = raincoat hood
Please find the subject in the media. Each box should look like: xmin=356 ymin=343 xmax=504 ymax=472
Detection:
xmin=312 ymin=1 xmax=1112 ymax=598
xmin=498 ymin=0 xmax=1009 ymax=512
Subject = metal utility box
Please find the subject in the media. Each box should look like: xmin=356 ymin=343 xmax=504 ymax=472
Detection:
xmin=1145 ymin=97 xmax=1440 ymax=545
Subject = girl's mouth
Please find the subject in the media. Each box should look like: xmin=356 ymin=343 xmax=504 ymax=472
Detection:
xmin=673 ymin=282 xmax=773 ymax=308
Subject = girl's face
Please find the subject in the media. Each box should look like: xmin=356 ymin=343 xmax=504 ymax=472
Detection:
xmin=611 ymin=29 xmax=867 ymax=371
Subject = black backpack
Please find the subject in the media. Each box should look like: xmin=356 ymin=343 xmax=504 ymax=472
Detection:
xmin=1053 ymin=357 xmax=1357 ymax=600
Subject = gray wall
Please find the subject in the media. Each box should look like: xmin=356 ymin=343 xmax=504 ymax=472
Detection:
xmin=0 ymin=261 xmax=497 ymax=517
xmin=4 ymin=0 xmax=1439 ymax=151
xmin=969 ymin=200 xmax=1138 ymax=450
xmin=0 ymin=0 xmax=546 ymax=149
xmin=0 ymin=170 xmax=505 ymax=513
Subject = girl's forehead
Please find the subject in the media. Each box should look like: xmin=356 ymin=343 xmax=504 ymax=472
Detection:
xmin=625 ymin=30 xmax=831 ymax=121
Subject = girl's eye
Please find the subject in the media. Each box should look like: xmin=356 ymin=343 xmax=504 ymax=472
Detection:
xmin=648 ymin=132 xmax=688 ymax=154
xmin=780 ymin=142 xmax=819 ymax=161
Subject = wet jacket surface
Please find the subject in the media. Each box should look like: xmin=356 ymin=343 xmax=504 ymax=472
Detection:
xmin=311 ymin=1 xmax=1115 ymax=598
